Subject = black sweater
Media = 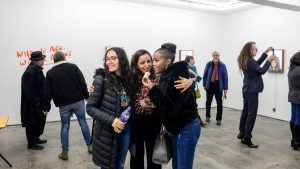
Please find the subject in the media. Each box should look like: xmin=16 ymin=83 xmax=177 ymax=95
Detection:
xmin=44 ymin=62 xmax=89 ymax=107
xmin=148 ymin=61 xmax=198 ymax=133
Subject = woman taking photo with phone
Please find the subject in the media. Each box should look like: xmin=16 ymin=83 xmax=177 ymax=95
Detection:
xmin=237 ymin=41 xmax=274 ymax=148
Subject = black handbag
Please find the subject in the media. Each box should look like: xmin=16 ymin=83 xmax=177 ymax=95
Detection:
xmin=152 ymin=126 xmax=172 ymax=165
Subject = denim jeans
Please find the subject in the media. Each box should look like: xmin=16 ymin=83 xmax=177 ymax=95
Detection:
xmin=172 ymin=118 xmax=201 ymax=169
xmin=116 ymin=122 xmax=131 ymax=169
xmin=291 ymin=103 xmax=300 ymax=125
xmin=59 ymin=100 xmax=91 ymax=151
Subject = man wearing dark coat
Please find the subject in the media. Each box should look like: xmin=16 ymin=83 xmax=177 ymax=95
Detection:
xmin=21 ymin=51 xmax=50 ymax=150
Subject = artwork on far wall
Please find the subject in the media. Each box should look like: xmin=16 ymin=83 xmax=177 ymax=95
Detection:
xmin=179 ymin=50 xmax=193 ymax=61
xmin=268 ymin=49 xmax=285 ymax=73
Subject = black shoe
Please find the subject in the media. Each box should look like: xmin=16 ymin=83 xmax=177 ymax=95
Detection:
xmin=237 ymin=133 xmax=244 ymax=140
xmin=200 ymin=120 xmax=206 ymax=127
xmin=241 ymin=137 xmax=258 ymax=148
xmin=291 ymin=139 xmax=295 ymax=148
xmin=293 ymin=125 xmax=300 ymax=150
xmin=28 ymin=144 xmax=44 ymax=150
xmin=216 ymin=120 xmax=221 ymax=125
xmin=37 ymin=139 xmax=47 ymax=144
xmin=206 ymin=117 xmax=210 ymax=122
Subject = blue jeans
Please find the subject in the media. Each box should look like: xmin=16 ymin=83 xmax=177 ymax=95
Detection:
xmin=172 ymin=118 xmax=201 ymax=169
xmin=59 ymin=100 xmax=91 ymax=151
xmin=116 ymin=122 xmax=131 ymax=169
xmin=291 ymin=103 xmax=300 ymax=125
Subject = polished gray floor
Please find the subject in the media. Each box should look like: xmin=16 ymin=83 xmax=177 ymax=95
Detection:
xmin=0 ymin=108 xmax=299 ymax=169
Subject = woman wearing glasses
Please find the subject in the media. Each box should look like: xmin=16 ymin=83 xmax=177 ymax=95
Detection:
xmin=87 ymin=47 xmax=134 ymax=169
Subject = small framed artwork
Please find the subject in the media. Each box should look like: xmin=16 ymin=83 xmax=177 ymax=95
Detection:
xmin=179 ymin=50 xmax=193 ymax=61
xmin=268 ymin=49 xmax=285 ymax=73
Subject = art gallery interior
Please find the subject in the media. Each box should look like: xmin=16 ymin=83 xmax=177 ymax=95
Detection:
xmin=0 ymin=0 xmax=300 ymax=168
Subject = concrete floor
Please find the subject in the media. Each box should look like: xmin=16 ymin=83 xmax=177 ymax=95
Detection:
xmin=0 ymin=108 xmax=299 ymax=169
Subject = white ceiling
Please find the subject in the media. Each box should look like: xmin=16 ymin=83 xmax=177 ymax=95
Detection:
xmin=113 ymin=0 xmax=300 ymax=14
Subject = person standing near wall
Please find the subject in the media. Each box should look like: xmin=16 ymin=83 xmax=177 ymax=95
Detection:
xmin=44 ymin=51 xmax=92 ymax=160
xmin=21 ymin=51 xmax=49 ymax=150
xmin=185 ymin=55 xmax=206 ymax=126
xmin=288 ymin=52 xmax=300 ymax=150
xmin=237 ymin=41 xmax=274 ymax=148
xmin=203 ymin=51 xmax=228 ymax=125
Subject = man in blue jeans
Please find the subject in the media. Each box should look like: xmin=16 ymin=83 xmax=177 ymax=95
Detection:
xmin=44 ymin=51 xmax=91 ymax=160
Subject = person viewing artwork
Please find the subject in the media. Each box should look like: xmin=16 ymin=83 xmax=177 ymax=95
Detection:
xmin=185 ymin=55 xmax=206 ymax=126
xmin=44 ymin=51 xmax=92 ymax=160
xmin=288 ymin=52 xmax=300 ymax=150
xmin=21 ymin=51 xmax=49 ymax=150
xmin=237 ymin=41 xmax=274 ymax=148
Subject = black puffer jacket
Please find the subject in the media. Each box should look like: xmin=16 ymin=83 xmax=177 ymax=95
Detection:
xmin=148 ymin=61 xmax=198 ymax=133
xmin=86 ymin=68 xmax=121 ymax=168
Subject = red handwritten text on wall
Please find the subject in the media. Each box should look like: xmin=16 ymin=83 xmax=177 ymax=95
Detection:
xmin=17 ymin=45 xmax=72 ymax=67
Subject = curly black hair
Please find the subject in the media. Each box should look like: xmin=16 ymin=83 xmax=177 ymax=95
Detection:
xmin=103 ymin=47 xmax=134 ymax=96
xmin=155 ymin=42 xmax=177 ymax=63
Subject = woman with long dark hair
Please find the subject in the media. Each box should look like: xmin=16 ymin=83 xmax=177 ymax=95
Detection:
xmin=142 ymin=43 xmax=200 ymax=169
xmin=87 ymin=47 xmax=134 ymax=169
xmin=130 ymin=49 xmax=162 ymax=169
xmin=237 ymin=41 xmax=274 ymax=148
xmin=288 ymin=52 xmax=300 ymax=150
xmin=130 ymin=49 xmax=194 ymax=169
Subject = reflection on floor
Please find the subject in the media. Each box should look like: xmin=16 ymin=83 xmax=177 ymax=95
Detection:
xmin=0 ymin=108 xmax=299 ymax=169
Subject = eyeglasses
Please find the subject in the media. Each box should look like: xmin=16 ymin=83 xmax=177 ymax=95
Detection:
xmin=105 ymin=56 xmax=118 ymax=62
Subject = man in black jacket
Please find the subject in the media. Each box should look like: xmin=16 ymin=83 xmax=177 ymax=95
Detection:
xmin=21 ymin=51 xmax=49 ymax=150
xmin=44 ymin=51 xmax=91 ymax=160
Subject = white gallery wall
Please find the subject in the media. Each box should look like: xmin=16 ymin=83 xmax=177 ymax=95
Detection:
xmin=0 ymin=0 xmax=222 ymax=125
xmin=222 ymin=7 xmax=300 ymax=121
xmin=1 ymin=0 xmax=299 ymax=125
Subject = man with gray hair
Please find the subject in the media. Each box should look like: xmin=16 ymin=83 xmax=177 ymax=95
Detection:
xmin=203 ymin=51 xmax=228 ymax=125
xmin=44 ymin=51 xmax=91 ymax=160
